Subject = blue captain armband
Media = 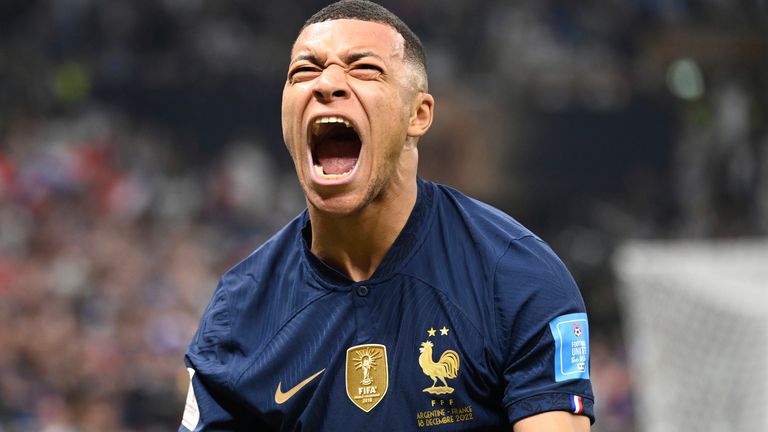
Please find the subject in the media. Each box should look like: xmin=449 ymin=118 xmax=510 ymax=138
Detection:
xmin=549 ymin=313 xmax=590 ymax=382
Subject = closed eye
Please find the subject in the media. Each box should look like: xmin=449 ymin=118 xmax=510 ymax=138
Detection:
xmin=288 ymin=66 xmax=321 ymax=83
xmin=350 ymin=63 xmax=383 ymax=79
xmin=356 ymin=63 xmax=382 ymax=71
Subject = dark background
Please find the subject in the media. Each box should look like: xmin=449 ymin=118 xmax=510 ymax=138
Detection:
xmin=1 ymin=1 xmax=766 ymax=430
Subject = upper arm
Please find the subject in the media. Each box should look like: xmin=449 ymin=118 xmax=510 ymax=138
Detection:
xmin=495 ymin=237 xmax=595 ymax=425
xmin=181 ymin=279 xmax=253 ymax=430
xmin=513 ymin=411 xmax=591 ymax=432
xmin=179 ymin=366 xmax=236 ymax=431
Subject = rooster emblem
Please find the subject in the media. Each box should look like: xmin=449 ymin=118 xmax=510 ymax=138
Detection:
xmin=418 ymin=341 xmax=460 ymax=394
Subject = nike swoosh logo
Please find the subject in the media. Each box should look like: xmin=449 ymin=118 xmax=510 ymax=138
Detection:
xmin=274 ymin=368 xmax=325 ymax=404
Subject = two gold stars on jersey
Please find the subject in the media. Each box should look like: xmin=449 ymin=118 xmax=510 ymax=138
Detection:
xmin=419 ymin=326 xmax=460 ymax=395
xmin=427 ymin=326 xmax=450 ymax=337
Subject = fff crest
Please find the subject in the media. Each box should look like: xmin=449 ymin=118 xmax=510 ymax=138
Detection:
xmin=345 ymin=344 xmax=389 ymax=412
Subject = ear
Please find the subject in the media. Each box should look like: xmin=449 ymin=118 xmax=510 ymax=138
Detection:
xmin=407 ymin=92 xmax=434 ymax=139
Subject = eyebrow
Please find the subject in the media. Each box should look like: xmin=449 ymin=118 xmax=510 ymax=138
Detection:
xmin=292 ymin=53 xmax=321 ymax=65
xmin=291 ymin=51 xmax=384 ymax=66
xmin=347 ymin=51 xmax=384 ymax=63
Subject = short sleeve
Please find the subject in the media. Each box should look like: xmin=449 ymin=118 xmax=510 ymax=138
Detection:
xmin=179 ymin=363 xmax=242 ymax=431
xmin=181 ymin=281 xmax=264 ymax=430
xmin=494 ymin=236 xmax=595 ymax=425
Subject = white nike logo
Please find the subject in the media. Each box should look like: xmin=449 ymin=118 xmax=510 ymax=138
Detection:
xmin=274 ymin=369 xmax=325 ymax=404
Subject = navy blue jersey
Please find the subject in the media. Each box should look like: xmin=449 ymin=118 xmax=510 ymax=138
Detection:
xmin=180 ymin=179 xmax=594 ymax=431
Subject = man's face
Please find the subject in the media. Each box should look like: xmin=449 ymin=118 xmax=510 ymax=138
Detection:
xmin=282 ymin=19 xmax=421 ymax=216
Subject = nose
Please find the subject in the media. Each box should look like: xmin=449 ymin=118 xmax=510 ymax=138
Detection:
xmin=312 ymin=65 xmax=349 ymax=102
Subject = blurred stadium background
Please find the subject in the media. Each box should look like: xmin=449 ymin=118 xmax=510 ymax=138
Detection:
xmin=0 ymin=0 xmax=766 ymax=430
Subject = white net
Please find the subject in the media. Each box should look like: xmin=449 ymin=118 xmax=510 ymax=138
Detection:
xmin=614 ymin=239 xmax=768 ymax=432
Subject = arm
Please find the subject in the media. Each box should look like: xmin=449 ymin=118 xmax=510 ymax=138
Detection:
xmin=181 ymin=281 xmax=260 ymax=431
xmin=495 ymin=237 xmax=596 ymax=426
xmin=514 ymin=411 xmax=590 ymax=432
xmin=179 ymin=366 xmax=238 ymax=432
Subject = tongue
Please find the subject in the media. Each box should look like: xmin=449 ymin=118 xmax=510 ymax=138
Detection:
xmin=316 ymin=139 xmax=359 ymax=175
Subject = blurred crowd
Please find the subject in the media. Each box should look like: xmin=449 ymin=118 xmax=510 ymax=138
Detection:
xmin=0 ymin=111 xmax=305 ymax=430
xmin=1 ymin=0 xmax=766 ymax=430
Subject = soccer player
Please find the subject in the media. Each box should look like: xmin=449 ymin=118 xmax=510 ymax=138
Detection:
xmin=180 ymin=1 xmax=594 ymax=431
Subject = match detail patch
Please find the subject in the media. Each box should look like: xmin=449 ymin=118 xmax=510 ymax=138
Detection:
xmin=182 ymin=368 xmax=200 ymax=430
xmin=548 ymin=313 xmax=590 ymax=382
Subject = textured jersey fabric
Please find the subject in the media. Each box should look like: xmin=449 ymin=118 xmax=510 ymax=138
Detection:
xmin=181 ymin=178 xmax=594 ymax=431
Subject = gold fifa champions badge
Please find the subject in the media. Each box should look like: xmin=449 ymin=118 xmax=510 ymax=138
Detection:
xmin=345 ymin=344 xmax=389 ymax=412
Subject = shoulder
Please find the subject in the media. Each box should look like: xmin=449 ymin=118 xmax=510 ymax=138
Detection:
xmin=431 ymin=182 xmax=534 ymax=244
xmin=429 ymin=183 xmax=585 ymax=348
xmin=230 ymin=212 xmax=308 ymax=280
xmin=422 ymin=180 xmax=578 ymax=297
xmin=185 ymin=213 xmax=319 ymax=378
xmin=495 ymin=234 xmax=575 ymax=294
xmin=424 ymin=182 xmax=536 ymax=269
xmin=206 ymin=213 xmax=307 ymax=321
xmin=493 ymin=234 xmax=586 ymax=365
xmin=408 ymin=182 xmax=570 ymax=337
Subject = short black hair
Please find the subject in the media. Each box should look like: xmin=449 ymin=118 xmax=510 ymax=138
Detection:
xmin=301 ymin=0 xmax=427 ymax=88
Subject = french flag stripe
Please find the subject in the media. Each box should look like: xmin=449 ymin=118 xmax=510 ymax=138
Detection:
xmin=571 ymin=395 xmax=583 ymax=414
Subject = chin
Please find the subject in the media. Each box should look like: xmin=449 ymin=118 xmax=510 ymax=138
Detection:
xmin=303 ymin=179 xmax=377 ymax=217
xmin=307 ymin=192 xmax=362 ymax=216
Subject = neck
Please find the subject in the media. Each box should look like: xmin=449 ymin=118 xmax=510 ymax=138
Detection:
xmin=308 ymin=179 xmax=418 ymax=282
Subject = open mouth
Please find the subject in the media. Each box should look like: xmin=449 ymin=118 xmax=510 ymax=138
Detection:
xmin=310 ymin=116 xmax=361 ymax=179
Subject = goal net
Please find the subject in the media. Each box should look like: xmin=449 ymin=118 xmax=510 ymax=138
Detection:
xmin=614 ymin=239 xmax=768 ymax=432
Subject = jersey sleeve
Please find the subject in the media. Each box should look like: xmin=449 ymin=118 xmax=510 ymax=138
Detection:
xmin=180 ymin=279 xmax=262 ymax=431
xmin=494 ymin=235 xmax=595 ymax=425
xmin=180 ymin=361 xmax=247 ymax=431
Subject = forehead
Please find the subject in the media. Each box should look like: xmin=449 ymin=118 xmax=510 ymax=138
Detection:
xmin=292 ymin=19 xmax=405 ymax=61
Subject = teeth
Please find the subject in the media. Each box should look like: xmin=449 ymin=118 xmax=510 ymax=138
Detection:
xmin=314 ymin=164 xmax=352 ymax=179
xmin=314 ymin=116 xmax=351 ymax=128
